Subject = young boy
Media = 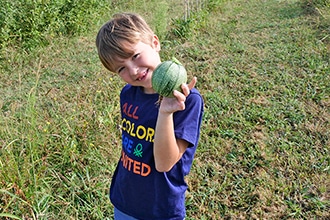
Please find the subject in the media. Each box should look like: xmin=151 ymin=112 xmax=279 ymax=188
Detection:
xmin=96 ymin=13 xmax=204 ymax=220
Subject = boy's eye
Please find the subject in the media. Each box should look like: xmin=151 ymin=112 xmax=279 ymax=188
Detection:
xmin=117 ymin=67 xmax=124 ymax=73
xmin=133 ymin=53 xmax=140 ymax=59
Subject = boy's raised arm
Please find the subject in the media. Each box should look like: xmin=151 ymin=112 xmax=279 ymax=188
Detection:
xmin=153 ymin=78 xmax=197 ymax=172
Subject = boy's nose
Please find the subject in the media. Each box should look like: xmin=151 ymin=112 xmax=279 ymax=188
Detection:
xmin=128 ymin=64 xmax=138 ymax=77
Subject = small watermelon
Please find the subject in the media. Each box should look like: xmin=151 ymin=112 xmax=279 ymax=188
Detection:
xmin=152 ymin=57 xmax=187 ymax=98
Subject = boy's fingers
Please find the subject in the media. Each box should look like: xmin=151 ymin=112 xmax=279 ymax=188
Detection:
xmin=173 ymin=90 xmax=186 ymax=101
xmin=187 ymin=77 xmax=197 ymax=90
xmin=181 ymin=77 xmax=197 ymax=96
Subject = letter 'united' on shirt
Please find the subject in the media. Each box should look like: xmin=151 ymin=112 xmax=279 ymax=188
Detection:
xmin=110 ymin=85 xmax=204 ymax=220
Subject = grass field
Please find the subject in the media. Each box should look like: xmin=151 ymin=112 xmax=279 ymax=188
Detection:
xmin=0 ymin=0 xmax=329 ymax=219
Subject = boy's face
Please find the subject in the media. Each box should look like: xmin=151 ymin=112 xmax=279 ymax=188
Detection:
xmin=113 ymin=36 xmax=161 ymax=94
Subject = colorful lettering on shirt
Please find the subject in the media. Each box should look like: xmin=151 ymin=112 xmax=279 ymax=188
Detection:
xmin=122 ymin=103 xmax=139 ymax=119
xmin=121 ymin=101 xmax=152 ymax=177
xmin=122 ymin=135 xmax=134 ymax=153
xmin=121 ymin=150 xmax=151 ymax=177
xmin=133 ymin=144 xmax=143 ymax=157
xmin=121 ymin=118 xmax=154 ymax=143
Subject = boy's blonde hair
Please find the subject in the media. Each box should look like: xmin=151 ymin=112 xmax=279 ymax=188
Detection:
xmin=96 ymin=13 xmax=155 ymax=72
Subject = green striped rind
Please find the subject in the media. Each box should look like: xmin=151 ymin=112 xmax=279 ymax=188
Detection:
xmin=152 ymin=58 xmax=187 ymax=97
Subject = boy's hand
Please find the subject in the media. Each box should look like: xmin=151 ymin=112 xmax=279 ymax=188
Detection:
xmin=159 ymin=77 xmax=197 ymax=114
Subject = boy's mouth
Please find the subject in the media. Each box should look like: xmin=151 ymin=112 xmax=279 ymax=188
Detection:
xmin=137 ymin=69 xmax=148 ymax=81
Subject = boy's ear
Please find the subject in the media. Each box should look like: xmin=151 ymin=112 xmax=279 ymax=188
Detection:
xmin=152 ymin=35 xmax=161 ymax=52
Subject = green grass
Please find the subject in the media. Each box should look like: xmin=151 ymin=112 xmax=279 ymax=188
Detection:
xmin=1 ymin=0 xmax=329 ymax=219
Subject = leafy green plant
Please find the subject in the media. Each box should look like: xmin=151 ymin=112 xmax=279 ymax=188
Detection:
xmin=0 ymin=0 xmax=110 ymax=50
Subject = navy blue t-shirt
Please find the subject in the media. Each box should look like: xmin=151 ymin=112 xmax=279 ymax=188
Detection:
xmin=110 ymin=85 xmax=204 ymax=220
